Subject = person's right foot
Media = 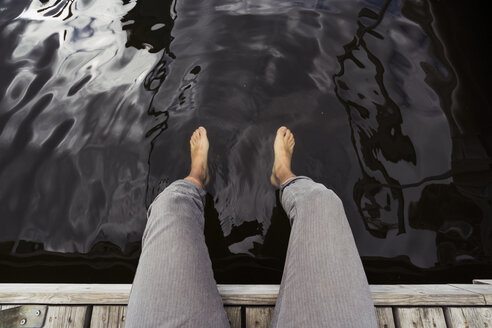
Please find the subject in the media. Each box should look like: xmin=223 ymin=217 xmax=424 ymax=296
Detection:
xmin=271 ymin=126 xmax=296 ymax=187
xmin=185 ymin=127 xmax=210 ymax=189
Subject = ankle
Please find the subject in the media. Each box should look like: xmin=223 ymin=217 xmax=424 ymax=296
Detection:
xmin=279 ymin=173 xmax=296 ymax=185
xmin=275 ymin=165 xmax=295 ymax=185
xmin=185 ymin=176 xmax=203 ymax=189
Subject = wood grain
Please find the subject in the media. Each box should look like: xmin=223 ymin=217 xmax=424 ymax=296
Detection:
xmin=444 ymin=307 xmax=492 ymax=328
xmin=0 ymin=284 xmax=280 ymax=305
xmin=225 ymin=306 xmax=241 ymax=328
xmin=371 ymin=285 xmax=486 ymax=306
xmin=376 ymin=307 xmax=395 ymax=328
xmin=394 ymin=307 xmax=446 ymax=328
xmin=245 ymin=307 xmax=274 ymax=328
xmin=90 ymin=306 xmax=127 ymax=328
xmin=44 ymin=306 xmax=88 ymax=328
xmin=219 ymin=285 xmax=279 ymax=305
xmin=445 ymin=307 xmax=492 ymax=328
xmin=449 ymin=284 xmax=492 ymax=305
xmin=0 ymin=284 xmax=130 ymax=305
xmin=1 ymin=283 xmax=491 ymax=306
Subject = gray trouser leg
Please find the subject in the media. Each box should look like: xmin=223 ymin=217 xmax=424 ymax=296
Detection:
xmin=126 ymin=180 xmax=230 ymax=328
xmin=270 ymin=177 xmax=378 ymax=328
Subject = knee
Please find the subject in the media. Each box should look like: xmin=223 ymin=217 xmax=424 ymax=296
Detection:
xmin=307 ymin=184 xmax=344 ymax=209
xmin=149 ymin=186 xmax=199 ymax=212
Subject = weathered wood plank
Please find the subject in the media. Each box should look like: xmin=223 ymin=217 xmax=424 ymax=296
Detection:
xmin=394 ymin=307 xmax=446 ymax=328
xmin=0 ymin=284 xmax=130 ymax=305
xmin=90 ymin=305 xmax=126 ymax=328
xmin=376 ymin=307 xmax=395 ymax=328
xmin=445 ymin=307 xmax=492 ymax=328
xmin=0 ymin=304 xmax=20 ymax=310
xmin=44 ymin=306 xmax=88 ymax=328
xmin=0 ymin=284 xmax=280 ymax=305
xmin=473 ymin=279 xmax=492 ymax=285
xmin=1 ymin=284 xmax=491 ymax=306
xmin=245 ymin=307 xmax=274 ymax=328
xmin=449 ymin=284 xmax=492 ymax=305
xmin=225 ymin=306 xmax=241 ymax=328
xmin=371 ymin=285 xmax=486 ymax=306
xmin=220 ymin=285 xmax=279 ymax=305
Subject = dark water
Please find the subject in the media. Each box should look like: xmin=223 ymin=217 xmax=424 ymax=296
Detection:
xmin=1 ymin=0 xmax=491 ymax=283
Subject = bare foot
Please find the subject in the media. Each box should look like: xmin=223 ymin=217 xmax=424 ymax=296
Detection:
xmin=185 ymin=127 xmax=210 ymax=189
xmin=271 ymin=126 xmax=296 ymax=187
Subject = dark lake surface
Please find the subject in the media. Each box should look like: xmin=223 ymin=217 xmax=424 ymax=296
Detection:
xmin=0 ymin=0 xmax=491 ymax=283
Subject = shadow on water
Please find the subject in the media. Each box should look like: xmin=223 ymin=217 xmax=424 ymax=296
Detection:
xmin=401 ymin=0 xmax=492 ymax=267
xmin=333 ymin=0 xmax=417 ymax=238
xmin=121 ymin=0 xmax=176 ymax=204
xmin=0 ymin=0 xmax=491 ymax=283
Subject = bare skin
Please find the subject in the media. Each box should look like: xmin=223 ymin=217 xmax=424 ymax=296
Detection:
xmin=185 ymin=127 xmax=210 ymax=189
xmin=271 ymin=126 xmax=297 ymax=187
xmin=185 ymin=126 xmax=295 ymax=189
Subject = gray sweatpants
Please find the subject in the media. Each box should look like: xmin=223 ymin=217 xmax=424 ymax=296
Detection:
xmin=126 ymin=177 xmax=377 ymax=327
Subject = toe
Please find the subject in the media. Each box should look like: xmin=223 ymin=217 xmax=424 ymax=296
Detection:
xmin=198 ymin=126 xmax=206 ymax=135
xmin=191 ymin=130 xmax=199 ymax=142
xmin=277 ymin=126 xmax=287 ymax=135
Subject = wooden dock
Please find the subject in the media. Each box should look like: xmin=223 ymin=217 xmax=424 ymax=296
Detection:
xmin=1 ymin=280 xmax=491 ymax=327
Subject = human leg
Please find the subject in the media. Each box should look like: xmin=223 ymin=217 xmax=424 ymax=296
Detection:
xmin=126 ymin=128 xmax=229 ymax=328
xmin=269 ymin=127 xmax=377 ymax=328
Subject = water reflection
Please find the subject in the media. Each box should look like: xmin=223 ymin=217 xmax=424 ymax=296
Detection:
xmin=333 ymin=0 xmax=416 ymax=238
xmin=0 ymin=0 xmax=156 ymax=253
xmin=0 ymin=0 xmax=490 ymax=283
xmin=401 ymin=0 xmax=492 ymax=265
xmin=121 ymin=0 xmax=178 ymax=203
xmin=37 ymin=0 xmax=75 ymax=21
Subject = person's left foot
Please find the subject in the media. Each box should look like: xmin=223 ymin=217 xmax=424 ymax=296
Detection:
xmin=185 ymin=127 xmax=210 ymax=189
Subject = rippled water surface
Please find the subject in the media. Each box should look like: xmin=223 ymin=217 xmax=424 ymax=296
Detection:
xmin=1 ymin=0 xmax=491 ymax=283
